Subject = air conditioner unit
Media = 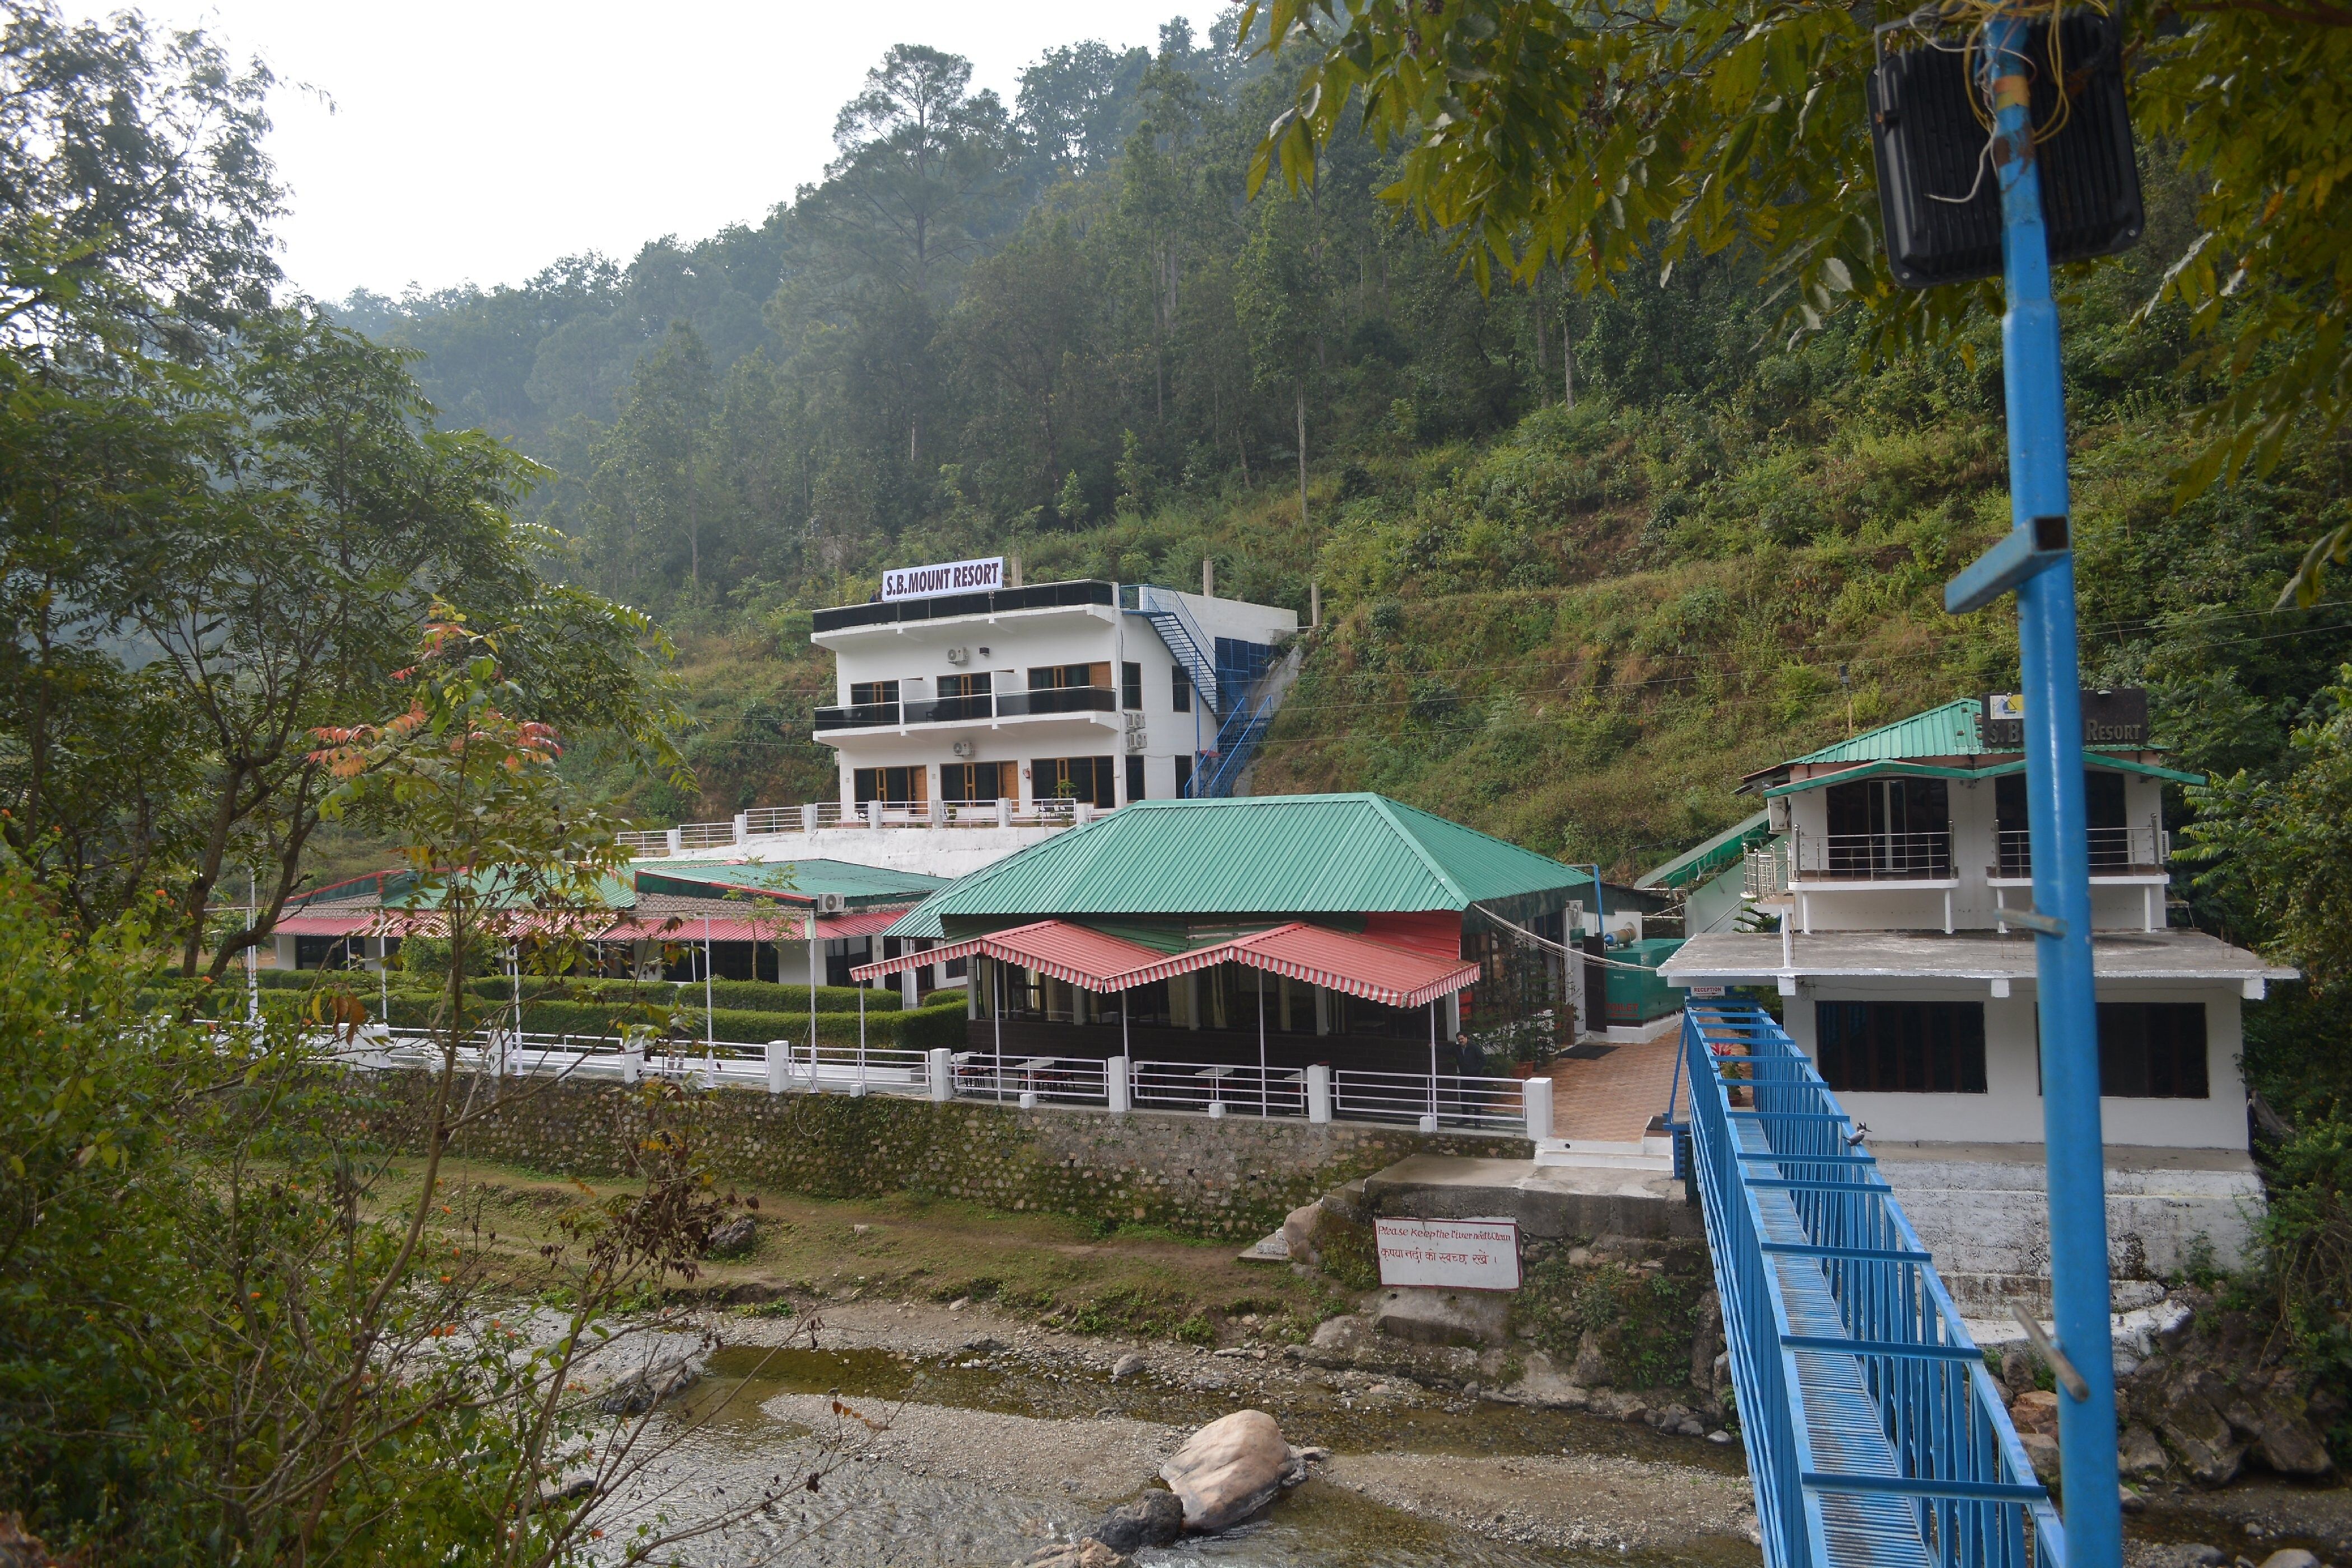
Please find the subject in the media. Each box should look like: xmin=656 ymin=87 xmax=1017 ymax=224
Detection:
xmin=946 ymin=646 xmax=969 ymax=665
xmin=952 ymin=739 xmax=974 ymax=758
xmin=812 ymin=891 xmax=847 ymax=914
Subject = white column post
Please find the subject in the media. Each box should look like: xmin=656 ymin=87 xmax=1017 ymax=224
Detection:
xmin=929 ymin=1046 xmax=954 ymax=1102
xmin=1307 ymin=1062 xmax=1332 ymax=1124
xmin=867 ymin=799 xmax=884 ymax=829
xmin=1107 ymin=1054 xmax=1131 ymax=1113
xmin=665 ymin=827 xmax=683 ymax=856
xmin=622 ymin=1028 xmax=644 ymax=1085
xmin=766 ymin=1035 xmax=788 ymax=1094
xmin=733 ymin=811 xmax=749 ymax=845
xmin=801 ymin=801 xmax=819 ymax=833
xmin=1522 ymin=1075 xmax=1554 ymax=1144
xmin=995 ymin=797 xmax=1012 ymax=828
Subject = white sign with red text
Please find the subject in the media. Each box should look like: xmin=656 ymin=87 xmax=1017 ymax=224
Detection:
xmin=882 ymin=556 xmax=1004 ymax=601
xmin=1373 ymin=1216 xmax=1521 ymax=1291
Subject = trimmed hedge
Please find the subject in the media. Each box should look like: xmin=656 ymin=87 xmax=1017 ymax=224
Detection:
xmin=367 ymin=993 xmax=967 ymax=1052
xmin=462 ymin=976 xmax=902 ymax=1014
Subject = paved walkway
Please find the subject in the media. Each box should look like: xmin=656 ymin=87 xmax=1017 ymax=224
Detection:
xmin=1536 ymin=1027 xmax=1682 ymax=1142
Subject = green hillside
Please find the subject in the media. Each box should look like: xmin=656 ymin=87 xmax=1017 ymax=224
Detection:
xmin=329 ymin=32 xmax=2349 ymax=890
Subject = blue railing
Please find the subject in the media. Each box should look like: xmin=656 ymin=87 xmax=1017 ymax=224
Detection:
xmin=1192 ymin=692 xmax=1276 ymax=798
xmin=1674 ymin=1000 xmax=2062 ymax=1568
xmin=1122 ymin=583 xmax=1219 ymax=714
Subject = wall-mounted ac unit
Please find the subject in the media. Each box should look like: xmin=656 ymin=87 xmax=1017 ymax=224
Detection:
xmin=946 ymin=646 xmax=969 ymax=665
xmin=812 ymin=891 xmax=847 ymax=914
xmin=952 ymin=739 xmax=974 ymax=758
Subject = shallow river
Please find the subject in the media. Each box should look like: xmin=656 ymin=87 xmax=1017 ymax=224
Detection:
xmin=585 ymin=1341 xmax=1763 ymax=1568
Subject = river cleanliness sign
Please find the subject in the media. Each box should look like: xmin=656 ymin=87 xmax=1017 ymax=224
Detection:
xmin=1373 ymin=1216 xmax=1521 ymax=1290
xmin=882 ymin=556 xmax=1004 ymax=602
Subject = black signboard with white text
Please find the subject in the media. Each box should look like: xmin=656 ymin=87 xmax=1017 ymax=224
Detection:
xmin=1980 ymin=689 xmax=2149 ymax=751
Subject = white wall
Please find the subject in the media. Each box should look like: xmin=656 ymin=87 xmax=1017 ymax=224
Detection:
xmin=1785 ymin=978 xmax=2249 ymax=1150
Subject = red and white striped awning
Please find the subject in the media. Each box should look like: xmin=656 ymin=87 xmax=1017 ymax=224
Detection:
xmin=1118 ymin=921 xmax=1480 ymax=1010
xmin=851 ymin=918 xmax=1479 ymax=1009
xmin=850 ymin=919 xmax=1168 ymax=990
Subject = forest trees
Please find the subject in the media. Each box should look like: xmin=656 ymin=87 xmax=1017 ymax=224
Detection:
xmin=0 ymin=1 xmax=681 ymax=971
xmin=355 ymin=27 xmax=1563 ymax=618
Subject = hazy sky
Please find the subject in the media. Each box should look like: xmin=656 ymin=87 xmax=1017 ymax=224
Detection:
xmin=65 ymin=2 xmax=1209 ymax=303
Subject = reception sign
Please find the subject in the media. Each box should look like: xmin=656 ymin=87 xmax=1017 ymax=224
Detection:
xmin=1374 ymin=1216 xmax=1521 ymax=1290
xmin=882 ymin=556 xmax=1005 ymax=601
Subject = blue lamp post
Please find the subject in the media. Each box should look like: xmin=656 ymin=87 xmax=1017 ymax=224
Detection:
xmin=1939 ymin=15 xmax=2123 ymax=1568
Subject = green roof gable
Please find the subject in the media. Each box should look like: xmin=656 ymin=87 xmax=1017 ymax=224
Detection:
xmin=1789 ymin=699 xmax=1985 ymax=766
xmin=884 ymin=794 xmax=1592 ymax=940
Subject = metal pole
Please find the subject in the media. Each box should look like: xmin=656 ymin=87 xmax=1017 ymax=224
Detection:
xmin=809 ymin=920 xmax=820 ymax=1090
xmin=703 ymin=916 xmax=714 ymax=1049
xmin=1428 ymin=1001 xmax=1438 ymax=1122
xmin=1981 ymin=15 xmax=2120 ymax=1565
xmin=994 ymin=958 xmax=1005 ymax=1102
xmin=858 ymin=982 xmax=867 ymax=1094
xmin=1256 ymin=968 xmax=1268 ymax=1117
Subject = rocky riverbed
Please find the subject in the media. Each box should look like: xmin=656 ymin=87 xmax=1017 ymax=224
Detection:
xmin=564 ymin=1296 xmax=2347 ymax=1568
xmin=577 ymin=1297 xmax=1762 ymax=1566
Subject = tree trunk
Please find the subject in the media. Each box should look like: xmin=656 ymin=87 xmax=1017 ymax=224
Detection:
xmin=1295 ymin=386 xmax=1308 ymax=528
xmin=1564 ymin=312 xmax=1575 ymax=410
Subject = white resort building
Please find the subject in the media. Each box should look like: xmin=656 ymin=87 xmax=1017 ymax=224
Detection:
xmin=808 ymin=564 xmax=1298 ymax=814
xmin=1657 ymin=694 xmax=2290 ymax=1304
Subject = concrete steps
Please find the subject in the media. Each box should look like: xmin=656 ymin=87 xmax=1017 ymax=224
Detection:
xmin=1532 ymin=1136 xmax=1674 ymax=1173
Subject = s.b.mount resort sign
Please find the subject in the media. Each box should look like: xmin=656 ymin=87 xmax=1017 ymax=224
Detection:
xmin=1981 ymin=687 xmax=2149 ymax=750
xmin=882 ymin=556 xmax=1005 ymax=602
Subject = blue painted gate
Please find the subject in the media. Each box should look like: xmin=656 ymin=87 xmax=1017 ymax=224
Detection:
xmin=1673 ymin=1000 xmax=2065 ymax=1568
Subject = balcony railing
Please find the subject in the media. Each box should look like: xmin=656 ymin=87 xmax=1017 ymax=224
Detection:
xmin=1993 ymin=822 xmax=2168 ymax=879
xmin=812 ymin=687 xmax=1117 ymax=730
xmin=811 ymin=578 xmax=1115 ymax=633
xmin=1791 ymin=827 xmax=1954 ymax=882
xmin=612 ymin=798 xmax=1103 ymax=854
xmin=812 ymin=701 xmax=899 ymax=731
xmin=996 ymin=686 xmax=1115 ymax=717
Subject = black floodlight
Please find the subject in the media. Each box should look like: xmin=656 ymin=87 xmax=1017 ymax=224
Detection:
xmin=1866 ymin=11 xmax=2144 ymax=288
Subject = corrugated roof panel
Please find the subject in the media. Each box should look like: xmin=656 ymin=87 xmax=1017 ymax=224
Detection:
xmin=1787 ymin=700 xmax=1984 ymax=766
xmin=1122 ymin=922 xmax=1482 ymax=1009
xmin=881 ymin=794 xmax=1589 ymax=939
xmin=1638 ymin=811 xmax=1774 ymax=890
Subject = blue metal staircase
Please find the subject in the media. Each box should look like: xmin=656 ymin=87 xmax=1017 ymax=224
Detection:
xmin=1192 ymin=692 xmax=1276 ymax=798
xmin=1670 ymin=1001 xmax=2064 ymax=1568
xmin=1122 ymin=583 xmax=1219 ymax=715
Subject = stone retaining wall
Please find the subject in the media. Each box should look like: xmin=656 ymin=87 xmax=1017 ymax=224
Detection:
xmin=337 ymin=1069 xmax=1529 ymax=1241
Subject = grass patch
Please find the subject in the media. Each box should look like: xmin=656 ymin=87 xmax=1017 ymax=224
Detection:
xmin=369 ymin=1155 xmax=1355 ymax=1343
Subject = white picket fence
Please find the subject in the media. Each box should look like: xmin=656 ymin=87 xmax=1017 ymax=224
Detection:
xmin=316 ymin=1026 xmax=1553 ymax=1138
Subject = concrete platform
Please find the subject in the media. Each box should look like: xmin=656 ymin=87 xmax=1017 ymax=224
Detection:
xmin=1361 ymin=1154 xmax=1703 ymax=1243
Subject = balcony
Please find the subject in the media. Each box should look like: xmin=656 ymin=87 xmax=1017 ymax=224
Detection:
xmin=1990 ymin=824 xmax=2168 ymax=881
xmin=813 ymin=687 xmax=1116 ymax=732
xmin=1790 ymin=828 xmax=1955 ymax=885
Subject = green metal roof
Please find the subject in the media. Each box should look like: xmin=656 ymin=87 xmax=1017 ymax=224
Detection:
xmin=1637 ymin=811 xmax=1772 ymax=891
xmin=1789 ymin=700 xmax=1985 ymax=766
xmin=635 ymin=858 xmax=946 ymax=909
xmin=883 ymin=794 xmax=1594 ymax=940
xmin=1761 ymin=753 xmax=2204 ymax=798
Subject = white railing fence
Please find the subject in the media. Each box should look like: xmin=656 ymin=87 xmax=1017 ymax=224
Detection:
xmin=311 ymin=1028 xmax=1544 ymax=1135
xmin=613 ymin=799 xmax=1100 ymax=856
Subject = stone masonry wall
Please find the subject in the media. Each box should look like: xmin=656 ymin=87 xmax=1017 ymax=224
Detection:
xmin=337 ymin=1070 xmax=1530 ymax=1241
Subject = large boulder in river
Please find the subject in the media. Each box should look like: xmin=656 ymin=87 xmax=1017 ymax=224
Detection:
xmin=1159 ymin=1410 xmax=1311 ymax=1533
